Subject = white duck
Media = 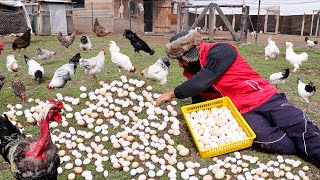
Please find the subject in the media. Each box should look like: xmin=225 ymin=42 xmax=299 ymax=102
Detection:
xmin=297 ymin=77 xmax=316 ymax=103
xmin=265 ymin=37 xmax=280 ymax=60
xmin=285 ymin=42 xmax=308 ymax=72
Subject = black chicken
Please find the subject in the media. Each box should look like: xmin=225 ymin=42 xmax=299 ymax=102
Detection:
xmin=0 ymin=99 xmax=63 ymax=180
xmin=123 ymin=29 xmax=155 ymax=56
xmin=12 ymin=29 xmax=31 ymax=51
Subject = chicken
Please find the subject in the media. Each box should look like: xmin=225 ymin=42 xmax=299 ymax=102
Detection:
xmin=269 ymin=68 xmax=289 ymax=85
xmin=36 ymin=47 xmax=56 ymax=60
xmin=297 ymin=77 xmax=316 ymax=103
xmin=265 ymin=37 xmax=280 ymax=60
xmin=123 ymin=29 xmax=155 ymax=56
xmin=24 ymin=55 xmax=44 ymax=83
xmin=46 ymin=53 xmax=81 ymax=89
xmin=0 ymin=43 xmax=4 ymax=55
xmin=12 ymin=29 xmax=31 ymax=51
xmin=57 ymin=30 xmax=77 ymax=49
xmin=6 ymin=54 xmax=19 ymax=72
xmin=285 ymin=42 xmax=308 ymax=72
xmin=93 ymin=18 xmax=111 ymax=37
xmin=79 ymin=36 xmax=92 ymax=51
xmin=141 ymin=57 xmax=170 ymax=85
xmin=109 ymin=41 xmax=136 ymax=72
xmin=0 ymin=99 xmax=63 ymax=180
xmin=79 ymin=50 xmax=105 ymax=81
xmin=0 ymin=73 xmax=5 ymax=90
xmin=305 ymin=37 xmax=318 ymax=48
xmin=12 ymin=76 xmax=26 ymax=101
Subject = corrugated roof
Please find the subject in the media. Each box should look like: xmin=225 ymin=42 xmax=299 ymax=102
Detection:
xmin=37 ymin=0 xmax=72 ymax=3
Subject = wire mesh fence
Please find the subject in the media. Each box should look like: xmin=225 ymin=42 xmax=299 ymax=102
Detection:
xmin=0 ymin=9 xmax=28 ymax=36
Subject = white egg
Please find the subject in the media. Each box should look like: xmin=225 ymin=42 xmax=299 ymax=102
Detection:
xmin=65 ymin=163 xmax=73 ymax=170
xmin=80 ymin=93 xmax=87 ymax=99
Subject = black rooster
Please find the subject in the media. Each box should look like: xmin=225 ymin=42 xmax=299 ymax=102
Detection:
xmin=12 ymin=29 xmax=31 ymax=51
xmin=0 ymin=99 xmax=63 ymax=180
xmin=123 ymin=29 xmax=155 ymax=56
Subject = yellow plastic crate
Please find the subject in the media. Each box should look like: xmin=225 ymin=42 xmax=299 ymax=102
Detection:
xmin=181 ymin=97 xmax=256 ymax=158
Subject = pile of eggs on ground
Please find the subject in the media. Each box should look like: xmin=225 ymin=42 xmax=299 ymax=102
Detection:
xmin=185 ymin=107 xmax=248 ymax=149
xmin=3 ymin=76 xmax=312 ymax=180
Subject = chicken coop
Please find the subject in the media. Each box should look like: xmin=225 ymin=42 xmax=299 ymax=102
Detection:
xmin=72 ymin=0 xmax=179 ymax=34
xmin=24 ymin=0 xmax=73 ymax=35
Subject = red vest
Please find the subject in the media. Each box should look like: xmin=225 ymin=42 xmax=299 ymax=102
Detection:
xmin=183 ymin=41 xmax=278 ymax=114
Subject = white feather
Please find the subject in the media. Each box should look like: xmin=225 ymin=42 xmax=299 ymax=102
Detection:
xmin=26 ymin=58 xmax=44 ymax=78
xmin=6 ymin=54 xmax=18 ymax=72
xmin=285 ymin=42 xmax=308 ymax=72
xmin=109 ymin=41 xmax=135 ymax=72
xmin=265 ymin=37 xmax=280 ymax=60
xmin=79 ymin=51 xmax=105 ymax=76
xmin=141 ymin=58 xmax=169 ymax=85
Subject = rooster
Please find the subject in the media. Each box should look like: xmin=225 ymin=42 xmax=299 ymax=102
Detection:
xmin=269 ymin=68 xmax=289 ymax=85
xmin=24 ymin=55 xmax=44 ymax=83
xmin=79 ymin=50 xmax=105 ymax=81
xmin=36 ymin=47 xmax=56 ymax=60
xmin=265 ymin=37 xmax=280 ymax=60
xmin=79 ymin=36 xmax=92 ymax=51
xmin=12 ymin=76 xmax=26 ymax=101
xmin=0 ymin=99 xmax=63 ymax=180
xmin=141 ymin=57 xmax=170 ymax=85
xmin=109 ymin=41 xmax=136 ymax=72
xmin=6 ymin=54 xmax=19 ymax=72
xmin=12 ymin=29 xmax=31 ymax=51
xmin=57 ymin=30 xmax=77 ymax=49
xmin=297 ymin=77 xmax=316 ymax=103
xmin=123 ymin=29 xmax=155 ymax=56
xmin=93 ymin=18 xmax=111 ymax=37
xmin=305 ymin=37 xmax=318 ymax=48
xmin=0 ymin=43 xmax=4 ymax=55
xmin=285 ymin=42 xmax=308 ymax=72
xmin=0 ymin=73 xmax=5 ymax=90
xmin=46 ymin=53 xmax=81 ymax=89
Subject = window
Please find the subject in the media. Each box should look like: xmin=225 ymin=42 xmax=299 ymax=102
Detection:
xmin=72 ymin=0 xmax=84 ymax=8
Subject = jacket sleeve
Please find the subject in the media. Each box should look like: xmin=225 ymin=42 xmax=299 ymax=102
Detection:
xmin=174 ymin=43 xmax=237 ymax=99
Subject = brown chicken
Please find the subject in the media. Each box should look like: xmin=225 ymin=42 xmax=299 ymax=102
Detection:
xmin=12 ymin=29 xmax=31 ymax=51
xmin=57 ymin=30 xmax=77 ymax=48
xmin=12 ymin=76 xmax=26 ymax=101
xmin=93 ymin=18 xmax=111 ymax=37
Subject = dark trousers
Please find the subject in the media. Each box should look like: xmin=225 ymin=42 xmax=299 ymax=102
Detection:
xmin=243 ymin=93 xmax=320 ymax=162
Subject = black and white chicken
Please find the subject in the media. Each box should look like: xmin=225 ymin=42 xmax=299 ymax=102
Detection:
xmin=79 ymin=35 xmax=92 ymax=51
xmin=141 ymin=57 xmax=170 ymax=85
xmin=297 ymin=77 xmax=316 ymax=103
xmin=24 ymin=55 xmax=44 ymax=83
xmin=269 ymin=68 xmax=290 ymax=85
xmin=305 ymin=37 xmax=318 ymax=48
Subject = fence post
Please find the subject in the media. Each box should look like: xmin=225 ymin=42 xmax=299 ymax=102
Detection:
xmin=264 ymin=11 xmax=268 ymax=33
xmin=185 ymin=0 xmax=189 ymax=30
xmin=275 ymin=11 xmax=279 ymax=34
xmin=177 ymin=3 xmax=181 ymax=33
xmin=301 ymin=13 xmax=305 ymax=36
xmin=310 ymin=10 xmax=314 ymax=36
xmin=209 ymin=6 xmax=214 ymax=41
xmin=316 ymin=11 xmax=320 ymax=36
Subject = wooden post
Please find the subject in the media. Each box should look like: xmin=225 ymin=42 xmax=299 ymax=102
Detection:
xmin=214 ymin=3 xmax=240 ymax=41
xmin=177 ymin=3 xmax=181 ymax=32
xmin=213 ymin=8 xmax=216 ymax=29
xmin=190 ymin=3 xmax=213 ymax=29
xmin=275 ymin=11 xmax=279 ymax=34
xmin=209 ymin=6 xmax=214 ymax=41
xmin=264 ymin=11 xmax=268 ymax=33
xmin=232 ymin=14 xmax=236 ymax=30
xmin=204 ymin=14 xmax=208 ymax=30
xmin=316 ymin=11 xmax=320 ymax=36
xmin=310 ymin=10 xmax=314 ymax=36
xmin=241 ymin=6 xmax=249 ymax=43
xmin=185 ymin=0 xmax=189 ymax=30
xmin=301 ymin=13 xmax=305 ymax=36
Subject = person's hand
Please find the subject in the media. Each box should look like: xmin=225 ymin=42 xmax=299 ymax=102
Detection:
xmin=155 ymin=91 xmax=176 ymax=106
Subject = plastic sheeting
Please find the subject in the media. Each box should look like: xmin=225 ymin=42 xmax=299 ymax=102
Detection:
xmin=189 ymin=0 xmax=320 ymax=16
xmin=48 ymin=4 xmax=67 ymax=34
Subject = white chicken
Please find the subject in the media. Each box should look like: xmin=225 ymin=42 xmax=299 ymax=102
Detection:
xmin=79 ymin=35 xmax=92 ymax=51
xmin=36 ymin=47 xmax=56 ymax=60
xmin=24 ymin=55 xmax=44 ymax=83
xmin=6 ymin=54 xmax=18 ymax=72
xmin=269 ymin=68 xmax=289 ymax=85
xmin=46 ymin=53 xmax=81 ymax=89
xmin=285 ymin=42 xmax=308 ymax=72
xmin=305 ymin=37 xmax=318 ymax=48
xmin=109 ymin=41 xmax=136 ymax=73
xmin=141 ymin=57 xmax=170 ymax=85
xmin=265 ymin=37 xmax=280 ymax=60
xmin=297 ymin=77 xmax=316 ymax=103
xmin=79 ymin=50 xmax=105 ymax=81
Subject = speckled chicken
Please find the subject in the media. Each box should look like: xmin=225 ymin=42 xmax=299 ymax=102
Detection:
xmin=0 ymin=73 xmax=5 ymax=90
xmin=57 ymin=30 xmax=77 ymax=49
xmin=6 ymin=54 xmax=19 ymax=72
xmin=12 ymin=76 xmax=26 ymax=101
xmin=0 ymin=99 xmax=63 ymax=180
xmin=79 ymin=50 xmax=105 ymax=81
xmin=36 ymin=47 xmax=56 ymax=60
